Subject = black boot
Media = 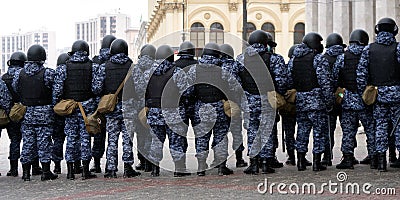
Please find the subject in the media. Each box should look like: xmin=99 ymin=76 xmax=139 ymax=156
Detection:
xmin=136 ymin=153 xmax=146 ymax=171
xmin=104 ymin=170 xmax=118 ymax=178
xmin=297 ymin=152 xmax=306 ymax=171
xmin=218 ymin=161 xmax=233 ymax=176
xmin=389 ymin=151 xmax=397 ymax=164
xmin=22 ymin=163 xmax=31 ymax=181
xmin=360 ymin=155 xmax=371 ymax=165
xmin=67 ymin=162 xmax=75 ymax=180
xmin=261 ymin=158 xmax=275 ymax=174
xmin=197 ymin=159 xmax=207 ymax=176
xmin=304 ymin=155 xmax=312 ymax=166
xmin=321 ymin=151 xmax=332 ymax=166
xmin=270 ymin=157 xmax=284 ymax=168
xmin=7 ymin=160 xmax=18 ymax=177
xmin=313 ymin=153 xmax=327 ymax=171
xmin=53 ymin=161 xmax=61 ymax=174
xmin=124 ymin=163 xmax=141 ymax=178
xmin=31 ymin=158 xmax=42 ymax=175
xmin=235 ymin=150 xmax=248 ymax=168
xmin=89 ymin=158 xmax=101 ymax=173
xmin=378 ymin=153 xmax=387 ymax=172
xmin=390 ymin=157 xmax=400 ymax=168
xmin=336 ymin=154 xmax=354 ymax=169
xmin=389 ymin=142 xmax=397 ymax=164
xmin=74 ymin=160 xmax=83 ymax=174
xmin=244 ymin=157 xmax=259 ymax=175
xmin=352 ymin=156 xmax=359 ymax=165
xmin=370 ymin=154 xmax=378 ymax=169
xmin=41 ymin=162 xmax=58 ymax=181
xmin=174 ymin=158 xmax=191 ymax=177
xmin=151 ymin=163 xmax=160 ymax=177
xmin=286 ymin=150 xmax=296 ymax=166
xmin=144 ymin=159 xmax=152 ymax=172
xmin=82 ymin=160 xmax=97 ymax=180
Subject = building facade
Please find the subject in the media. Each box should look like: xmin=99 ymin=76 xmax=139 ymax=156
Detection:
xmin=0 ymin=29 xmax=56 ymax=73
xmin=147 ymin=0 xmax=306 ymax=60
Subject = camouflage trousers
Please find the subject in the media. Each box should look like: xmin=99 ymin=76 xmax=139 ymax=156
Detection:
xmin=52 ymin=116 xmax=65 ymax=162
xmin=295 ymin=110 xmax=327 ymax=154
xmin=373 ymin=103 xmax=400 ymax=153
xmin=20 ymin=123 xmax=53 ymax=164
xmin=65 ymin=114 xmax=92 ymax=162
xmin=6 ymin=121 xmax=22 ymax=160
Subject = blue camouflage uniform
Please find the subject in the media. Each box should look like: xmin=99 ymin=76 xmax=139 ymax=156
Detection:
xmin=94 ymin=53 xmax=135 ymax=171
xmin=287 ymin=43 xmax=332 ymax=154
xmin=12 ymin=62 xmax=56 ymax=164
xmin=333 ymin=43 xmax=375 ymax=155
xmin=357 ymin=31 xmax=400 ymax=154
xmin=0 ymin=79 xmax=12 ymax=128
xmin=52 ymin=64 xmax=66 ymax=164
xmin=53 ymin=52 xmax=97 ymax=163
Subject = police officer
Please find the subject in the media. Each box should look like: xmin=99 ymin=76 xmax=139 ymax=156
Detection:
xmin=220 ymin=43 xmax=247 ymax=168
xmin=333 ymin=29 xmax=375 ymax=169
xmin=321 ymin=33 xmax=347 ymax=166
xmin=94 ymin=39 xmax=141 ymax=178
xmin=52 ymin=53 xmax=69 ymax=174
xmin=357 ymin=18 xmax=400 ymax=172
xmin=90 ymin=35 xmax=116 ymax=173
xmin=131 ymin=44 xmax=156 ymax=172
xmin=145 ymin=44 xmax=188 ymax=177
xmin=287 ymin=32 xmax=332 ymax=171
xmin=2 ymin=52 xmax=26 ymax=177
xmin=53 ymin=40 xmax=97 ymax=180
xmin=12 ymin=44 xmax=58 ymax=181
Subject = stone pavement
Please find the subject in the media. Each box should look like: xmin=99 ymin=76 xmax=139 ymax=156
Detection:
xmin=0 ymin=122 xmax=399 ymax=200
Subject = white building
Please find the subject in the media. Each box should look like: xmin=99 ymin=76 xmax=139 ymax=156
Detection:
xmin=0 ymin=29 xmax=56 ymax=74
xmin=75 ymin=12 xmax=132 ymax=57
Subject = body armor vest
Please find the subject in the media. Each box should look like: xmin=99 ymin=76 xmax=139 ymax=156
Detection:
xmin=18 ymin=69 xmax=52 ymax=106
xmin=240 ymin=52 xmax=274 ymax=95
xmin=92 ymin=56 xmax=103 ymax=65
xmin=63 ymin=61 xmax=94 ymax=102
xmin=339 ymin=51 xmax=359 ymax=92
xmin=175 ymin=58 xmax=198 ymax=72
xmin=292 ymin=53 xmax=320 ymax=92
xmin=104 ymin=60 xmax=132 ymax=99
xmin=2 ymin=72 xmax=21 ymax=103
xmin=369 ymin=42 xmax=400 ymax=86
xmin=324 ymin=54 xmax=337 ymax=71
xmin=146 ymin=67 xmax=180 ymax=108
xmin=194 ymin=64 xmax=228 ymax=103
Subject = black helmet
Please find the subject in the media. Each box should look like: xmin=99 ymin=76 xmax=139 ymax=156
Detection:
xmin=56 ymin=53 xmax=70 ymax=66
xmin=265 ymin=32 xmax=277 ymax=47
xmin=248 ymin=30 xmax=268 ymax=46
xmin=349 ymin=29 xmax=369 ymax=46
xmin=101 ymin=35 xmax=117 ymax=49
xmin=27 ymin=44 xmax=46 ymax=62
xmin=155 ymin=44 xmax=174 ymax=62
xmin=110 ymin=39 xmax=128 ymax=55
xmin=202 ymin=42 xmax=220 ymax=57
xmin=325 ymin=33 xmax=347 ymax=48
xmin=70 ymin=40 xmax=89 ymax=56
xmin=220 ymin=44 xmax=234 ymax=58
xmin=302 ymin=32 xmax=323 ymax=50
xmin=7 ymin=51 xmax=27 ymax=67
xmin=140 ymin=44 xmax=156 ymax=59
xmin=288 ymin=44 xmax=298 ymax=58
xmin=375 ymin=17 xmax=398 ymax=36
xmin=178 ymin=41 xmax=195 ymax=56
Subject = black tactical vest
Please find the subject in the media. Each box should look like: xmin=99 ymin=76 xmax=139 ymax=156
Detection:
xmin=146 ymin=67 xmax=180 ymax=108
xmin=63 ymin=61 xmax=94 ymax=102
xmin=292 ymin=53 xmax=320 ymax=92
xmin=104 ymin=60 xmax=132 ymax=99
xmin=175 ymin=57 xmax=198 ymax=72
xmin=18 ymin=69 xmax=52 ymax=106
xmin=92 ymin=56 xmax=103 ymax=65
xmin=240 ymin=52 xmax=274 ymax=95
xmin=194 ymin=64 xmax=228 ymax=103
xmin=323 ymin=54 xmax=337 ymax=71
xmin=2 ymin=72 xmax=21 ymax=103
xmin=339 ymin=51 xmax=359 ymax=92
xmin=369 ymin=42 xmax=400 ymax=86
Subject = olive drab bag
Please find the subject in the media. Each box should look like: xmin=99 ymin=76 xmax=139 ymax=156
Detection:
xmin=0 ymin=109 xmax=10 ymax=126
xmin=78 ymin=102 xmax=101 ymax=135
xmin=222 ymin=100 xmax=240 ymax=117
xmin=362 ymin=85 xmax=378 ymax=105
xmin=267 ymin=91 xmax=286 ymax=110
xmin=97 ymin=71 xmax=132 ymax=114
xmin=53 ymin=99 xmax=78 ymax=116
xmin=9 ymin=103 xmax=26 ymax=122
xmin=284 ymin=89 xmax=296 ymax=103
xmin=138 ymin=106 xmax=150 ymax=129
xmin=334 ymin=87 xmax=346 ymax=105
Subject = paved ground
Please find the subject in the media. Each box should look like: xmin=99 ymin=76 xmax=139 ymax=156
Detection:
xmin=0 ymin=122 xmax=399 ymax=200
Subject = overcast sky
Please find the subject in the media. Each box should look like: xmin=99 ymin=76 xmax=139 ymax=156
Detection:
xmin=0 ymin=0 xmax=148 ymax=48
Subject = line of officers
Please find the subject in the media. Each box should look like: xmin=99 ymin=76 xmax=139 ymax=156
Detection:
xmin=1 ymin=17 xmax=400 ymax=182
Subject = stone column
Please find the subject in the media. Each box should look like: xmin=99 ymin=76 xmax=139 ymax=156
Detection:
xmin=333 ymin=0 xmax=350 ymax=43
xmin=305 ymin=0 xmax=318 ymax=33
xmin=318 ymin=0 xmax=333 ymax=39
xmin=354 ymin=0 xmax=375 ymax=41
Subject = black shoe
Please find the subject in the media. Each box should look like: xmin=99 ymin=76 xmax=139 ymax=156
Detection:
xmin=22 ymin=163 xmax=31 ymax=181
xmin=74 ymin=160 xmax=83 ymax=174
xmin=151 ymin=164 xmax=160 ymax=177
xmin=390 ymin=158 xmax=400 ymax=168
xmin=89 ymin=158 xmax=101 ymax=173
xmin=313 ymin=153 xmax=327 ymax=171
xmin=304 ymin=157 xmax=312 ymax=166
xmin=7 ymin=160 xmax=18 ymax=177
xmin=235 ymin=150 xmax=248 ymax=168
xmin=360 ymin=155 xmax=371 ymax=165
xmin=244 ymin=157 xmax=259 ymax=175
xmin=174 ymin=158 xmax=191 ymax=177
xmin=321 ymin=152 xmax=332 ymax=166
xmin=389 ymin=154 xmax=398 ymax=164
xmin=370 ymin=154 xmax=378 ymax=169
xmin=352 ymin=156 xmax=359 ymax=165
xmin=31 ymin=158 xmax=42 ymax=175
xmin=136 ymin=153 xmax=146 ymax=171
xmin=270 ymin=157 xmax=284 ymax=168
xmin=144 ymin=159 xmax=152 ymax=172
xmin=53 ymin=161 xmax=61 ymax=174
xmin=218 ymin=161 xmax=233 ymax=176
xmin=336 ymin=154 xmax=354 ymax=169
xmin=104 ymin=170 xmax=118 ymax=178
xmin=297 ymin=152 xmax=306 ymax=171
xmin=123 ymin=163 xmax=141 ymax=178
xmin=197 ymin=159 xmax=207 ymax=176
xmin=67 ymin=162 xmax=75 ymax=180
xmin=378 ymin=153 xmax=387 ymax=172
xmin=261 ymin=158 xmax=275 ymax=174
xmin=82 ymin=160 xmax=97 ymax=180
xmin=286 ymin=150 xmax=296 ymax=166
xmin=41 ymin=162 xmax=58 ymax=181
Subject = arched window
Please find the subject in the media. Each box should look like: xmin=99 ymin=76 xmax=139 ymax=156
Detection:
xmin=210 ymin=22 xmax=224 ymax=44
xmin=294 ymin=22 xmax=305 ymax=44
xmin=261 ymin=22 xmax=275 ymax=41
xmin=190 ymin=22 xmax=205 ymax=48
xmin=246 ymin=22 xmax=256 ymax=40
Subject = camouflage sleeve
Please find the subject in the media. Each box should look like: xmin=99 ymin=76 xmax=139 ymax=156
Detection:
xmin=132 ymin=66 xmax=146 ymax=96
xmin=314 ymin=54 xmax=334 ymax=107
xmin=173 ymin=67 xmax=189 ymax=94
xmin=0 ymin=79 xmax=13 ymax=113
xmin=53 ymin=65 xmax=67 ymax=104
xmin=271 ymin=54 xmax=288 ymax=94
xmin=92 ymin=63 xmax=106 ymax=95
xmin=332 ymin=54 xmax=344 ymax=89
xmin=11 ymin=68 xmax=22 ymax=94
xmin=356 ymin=45 xmax=370 ymax=96
xmin=222 ymin=65 xmax=242 ymax=101
xmin=397 ymin=43 xmax=400 ymax=63
xmin=286 ymin=58 xmax=294 ymax=89
xmin=44 ymin=68 xmax=56 ymax=89
xmin=187 ymin=65 xmax=197 ymax=86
